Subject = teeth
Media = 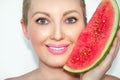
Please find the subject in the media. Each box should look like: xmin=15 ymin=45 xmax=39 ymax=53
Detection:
xmin=49 ymin=47 xmax=65 ymax=50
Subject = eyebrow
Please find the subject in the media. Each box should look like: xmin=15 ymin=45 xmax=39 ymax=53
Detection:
xmin=32 ymin=11 xmax=50 ymax=18
xmin=32 ymin=10 xmax=81 ymax=18
xmin=63 ymin=10 xmax=81 ymax=16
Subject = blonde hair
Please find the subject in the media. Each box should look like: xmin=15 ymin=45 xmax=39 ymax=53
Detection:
xmin=22 ymin=0 xmax=86 ymax=25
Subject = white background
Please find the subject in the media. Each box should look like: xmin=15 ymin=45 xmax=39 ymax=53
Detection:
xmin=0 ymin=0 xmax=120 ymax=80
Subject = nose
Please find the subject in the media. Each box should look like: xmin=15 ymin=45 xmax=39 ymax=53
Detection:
xmin=50 ymin=25 xmax=64 ymax=41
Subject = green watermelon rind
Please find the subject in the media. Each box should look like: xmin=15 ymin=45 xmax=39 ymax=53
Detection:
xmin=63 ymin=0 xmax=120 ymax=73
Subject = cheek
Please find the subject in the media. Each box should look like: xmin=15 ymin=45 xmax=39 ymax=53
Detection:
xmin=66 ymin=29 xmax=81 ymax=42
xmin=28 ymin=27 xmax=51 ymax=44
xmin=64 ymin=24 xmax=85 ymax=42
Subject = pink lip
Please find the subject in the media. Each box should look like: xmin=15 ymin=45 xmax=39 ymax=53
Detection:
xmin=45 ymin=44 xmax=69 ymax=55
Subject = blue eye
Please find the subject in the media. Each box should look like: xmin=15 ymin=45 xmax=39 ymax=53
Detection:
xmin=36 ymin=17 xmax=49 ymax=25
xmin=65 ymin=17 xmax=77 ymax=24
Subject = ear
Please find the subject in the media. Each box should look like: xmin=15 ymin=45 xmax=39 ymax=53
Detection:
xmin=20 ymin=19 xmax=30 ymax=40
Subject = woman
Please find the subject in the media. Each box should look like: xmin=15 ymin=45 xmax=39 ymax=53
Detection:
xmin=6 ymin=0 xmax=120 ymax=80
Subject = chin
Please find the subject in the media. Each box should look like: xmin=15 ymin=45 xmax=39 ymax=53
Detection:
xmin=50 ymin=59 xmax=66 ymax=67
xmin=38 ymin=48 xmax=72 ymax=68
xmin=44 ymin=56 xmax=68 ymax=68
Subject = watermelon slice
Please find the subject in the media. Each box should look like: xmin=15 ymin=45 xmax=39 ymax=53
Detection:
xmin=63 ymin=0 xmax=120 ymax=73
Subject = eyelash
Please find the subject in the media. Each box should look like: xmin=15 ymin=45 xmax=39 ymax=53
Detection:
xmin=36 ymin=17 xmax=49 ymax=25
xmin=65 ymin=17 xmax=78 ymax=24
xmin=35 ymin=16 xmax=78 ymax=25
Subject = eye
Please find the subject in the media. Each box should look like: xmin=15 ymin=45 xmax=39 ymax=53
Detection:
xmin=36 ymin=17 xmax=49 ymax=25
xmin=65 ymin=17 xmax=78 ymax=24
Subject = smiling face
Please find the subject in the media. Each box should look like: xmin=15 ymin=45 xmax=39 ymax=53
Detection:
xmin=21 ymin=0 xmax=85 ymax=68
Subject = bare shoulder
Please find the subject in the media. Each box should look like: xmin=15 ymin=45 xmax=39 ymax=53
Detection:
xmin=5 ymin=77 xmax=20 ymax=80
xmin=103 ymin=74 xmax=120 ymax=80
xmin=5 ymin=69 xmax=39 ymax=80
xmin=5 ymin=76 xmax=29 ymax=80
xmin=5 ymin=75 xmax=31 ymax=80
xmin=5 ymin=76 xmax=25 ymax=80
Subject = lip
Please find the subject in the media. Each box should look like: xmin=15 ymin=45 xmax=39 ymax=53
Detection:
xmin=45 ymin=44 xmax=69 ymax=55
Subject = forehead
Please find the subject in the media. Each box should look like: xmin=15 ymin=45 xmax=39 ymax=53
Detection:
xmin=29 ymin=0 xmax=82 ymax=14
xmin=30 ymin=0 xmax=81 ymax=5
xmin=30 ymin=0 xmax=81 ymax=9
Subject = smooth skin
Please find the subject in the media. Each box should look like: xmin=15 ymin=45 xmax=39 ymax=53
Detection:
xmin=6 ymin=0 xmax=120 ymax=80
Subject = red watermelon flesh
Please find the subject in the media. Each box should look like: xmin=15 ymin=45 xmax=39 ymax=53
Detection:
xmin=63 ymin=0 xmax=120 ymax=73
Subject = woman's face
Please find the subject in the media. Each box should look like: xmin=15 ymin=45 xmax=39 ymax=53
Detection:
xmin=22 ymin=0 xmax=85 ymax=67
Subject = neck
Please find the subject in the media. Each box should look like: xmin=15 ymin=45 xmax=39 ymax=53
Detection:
xmin=36 ymin=60 xmax=80 ymax=80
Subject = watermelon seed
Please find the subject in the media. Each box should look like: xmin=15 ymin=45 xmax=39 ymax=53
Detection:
xmin=73 ymin=56 xmax=80 ymax=61
xmin=96 ymin=23 xmax=99 ymax=26
xmin=71 ymin=57 xmax=80 ymax=63
xmin=94 ymin=31 xmax=98 ymax=35
xmin=96 ymin=20 xmax=99 ymax=23
xmin=90 ymin=42 xmax=95 ymax=47
xmin=71 ymin=60 xmax=74 ymax=63
xmin=81 ymin=48 xmax=91 ymax=56
xmin=93 ymin=23 xmax=98 ymax=27
xmin=76 ymin=57 xmax=80 ymax=61
xmin=94 ymin=27 xmax=102 ymax=35
xmin=98 ymin=16 xmax=102 ymax=19
xmin=84 ymin=52 xmax=87 ymax=56
xmin=102 ymin=20 xmax=106 ymax=23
